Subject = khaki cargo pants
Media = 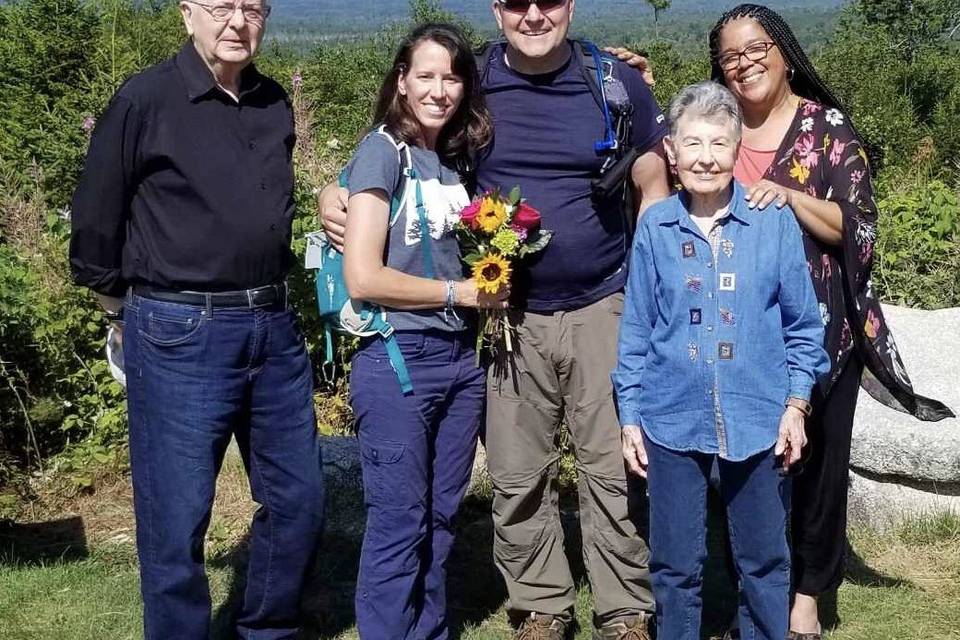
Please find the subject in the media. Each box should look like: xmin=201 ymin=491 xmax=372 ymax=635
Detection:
xmin=485 ymin=292 xmax=654 ymax=625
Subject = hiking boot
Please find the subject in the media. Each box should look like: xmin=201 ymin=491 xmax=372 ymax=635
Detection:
xmin=515 ymin=612 xmax=569 ymax=640
xmin=593 ymin=613 xmax=653 ymax=640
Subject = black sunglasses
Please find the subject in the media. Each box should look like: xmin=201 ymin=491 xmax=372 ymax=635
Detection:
xmin=497 ymin=0 xmax=568 ymax=14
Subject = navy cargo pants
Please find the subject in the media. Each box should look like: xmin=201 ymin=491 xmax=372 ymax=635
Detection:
xmin=350 ymin=330 xmax=485 ymax=640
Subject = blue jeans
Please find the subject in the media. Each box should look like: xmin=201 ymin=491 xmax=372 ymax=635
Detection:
xmin=645 ymin=436 xmax=790 ymax=640
xmin=124 ymin=294 xmax=324 ymax=640
xmin=350 ymin=331 xmax=485 ymax=640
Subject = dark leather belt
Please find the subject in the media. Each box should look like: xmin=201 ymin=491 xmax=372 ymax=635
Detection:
xmin=132 ymin=282 xmax=287 ymax=309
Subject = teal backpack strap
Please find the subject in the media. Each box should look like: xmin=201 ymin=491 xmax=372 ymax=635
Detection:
xmin=368 ymin=314 xmax=414 ymax=395
xmin=410 ymin=169 xmax=436 ymax=279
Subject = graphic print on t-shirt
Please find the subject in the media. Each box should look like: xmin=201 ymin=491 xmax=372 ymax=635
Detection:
xmin=401 ymin=178 xmax=469 ymax=246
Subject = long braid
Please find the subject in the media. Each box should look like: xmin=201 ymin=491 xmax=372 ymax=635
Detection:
xmin=708 ymin=3 xmax=881 ymax=169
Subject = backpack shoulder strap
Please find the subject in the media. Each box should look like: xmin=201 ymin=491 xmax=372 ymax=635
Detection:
xmin=474 ymin=40 xmax=501 ymax=86
xmin=573 ymin=40 xmax=606 ymax=113
xmin=372 ymin=124 xmax=413 ymax=227
xmin=373 ymin=125 xmax=434 ymax=277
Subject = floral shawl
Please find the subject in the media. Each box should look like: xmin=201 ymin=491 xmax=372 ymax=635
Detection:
xmin=764 ymin=100 xmax=953 ymax=421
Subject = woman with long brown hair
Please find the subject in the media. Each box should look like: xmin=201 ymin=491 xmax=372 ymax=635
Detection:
xmin=339 ymin=22 xmax=501 ymax=639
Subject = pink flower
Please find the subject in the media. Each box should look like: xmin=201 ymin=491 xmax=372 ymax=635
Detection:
xmin=794 ymin=133 xmax=815 ymax=158
xmin=802 ymin=101 xmax=823 ymax=116
xmin=829 ymin=138 xmax=846 ymax=166
xmin=82 ymin=115 xmax=96 ymax=132
xmin=800 ymin=151 xmax=820 ymax=169
xmin=459 ymin=199 xmax=483 ymax=229
xmin=851 ymin=169 xmax=865 ymax=185
xmin=511 ymin=224 xmax=528 ymax=242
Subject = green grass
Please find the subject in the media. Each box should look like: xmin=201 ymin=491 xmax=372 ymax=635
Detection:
xmin=2 ymin=472 xmax=959 ymax=640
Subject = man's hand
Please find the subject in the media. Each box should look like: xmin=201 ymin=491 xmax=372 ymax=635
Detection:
xmin=318 ymin=183 xmax=348 ymax=252
xmin=621 ymin=424 xmax=649 ymax=478
xmin=603 ymin=46 xmax=656 ymax=88
xmin=775 ymin=406 xmax=807 ymax=471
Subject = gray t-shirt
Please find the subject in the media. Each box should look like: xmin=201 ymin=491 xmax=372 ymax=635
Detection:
xmin=344 ymin=130 xmax=470 ymax=332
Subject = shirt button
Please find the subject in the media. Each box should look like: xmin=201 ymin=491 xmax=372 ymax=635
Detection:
xmin=260 ymin=182 xmax=267 ymax=190
xmin=707 ymin=389 xmax=714 ymax=395
xmin=707 ymin=261 xmax=714 ymax=268
xmin=707 ymin=359 xmax=714 ymax=364
xmin=707 ymin=326 xmax=714 ymax=332
xmin=248 ymin=141 xmax=256 ymax=150
xmin=708 ymin=292 xmax=714 ymax=299
xmin=270 ymin=223 xmax=277 ymax=230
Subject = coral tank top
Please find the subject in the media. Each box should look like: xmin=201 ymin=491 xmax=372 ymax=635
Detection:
xmin=734 ymin=144 xmax=778 ymax=186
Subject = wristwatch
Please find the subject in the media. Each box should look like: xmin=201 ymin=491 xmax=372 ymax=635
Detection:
xmin=785 ymin=396 xmax=812 ymax=416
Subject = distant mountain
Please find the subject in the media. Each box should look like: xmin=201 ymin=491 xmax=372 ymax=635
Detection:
xmin=270 ymin=0 xmax=846 ymax=32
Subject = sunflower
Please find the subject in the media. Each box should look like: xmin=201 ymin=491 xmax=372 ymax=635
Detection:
xmin=476 ymin=196 xmax=508 ymax=234
xmin=472 ymin=253 xmax=512 ymax=294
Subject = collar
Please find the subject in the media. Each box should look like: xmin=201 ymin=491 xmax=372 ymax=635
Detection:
xmin=175 ymin=40 xmax=262 ymax=102
xmin=662 ymin=181 xmax=753 ymax=232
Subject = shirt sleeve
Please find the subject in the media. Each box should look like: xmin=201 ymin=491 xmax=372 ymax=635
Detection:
xmin=778 ymin=209 xmax=830 ymax=401
xmin=616 ymin=60 xmax=668 ymax=155
xmin=824 ymin=117 xmax=878 ymax=297
xmin=344 ymin=132 xmax=401 ymax=199
xmin=612 ymin=216 xmax=658 ymax=427
xmin=69 ymin=93 xmax=142 ymax=297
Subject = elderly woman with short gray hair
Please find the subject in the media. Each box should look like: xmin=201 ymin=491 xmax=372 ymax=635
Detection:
xmin=612 ymin=81 xmax=829 ymax=640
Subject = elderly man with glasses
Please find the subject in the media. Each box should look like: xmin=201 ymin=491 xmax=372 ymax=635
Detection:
xmin=69 ymin=2 xmax=324 ymax=638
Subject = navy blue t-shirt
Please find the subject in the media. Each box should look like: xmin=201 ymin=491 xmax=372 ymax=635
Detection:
xmin=476 ymin=41 xmax=668 ymax=312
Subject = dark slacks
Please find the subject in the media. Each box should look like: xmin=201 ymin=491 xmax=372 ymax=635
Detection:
xmin=791 ymin=355 xmax=863 ymax=596
xmin=350 ymin=331 xmax=485 ymax=640
xmin=124 ymin=294 xmax=325 ymax=640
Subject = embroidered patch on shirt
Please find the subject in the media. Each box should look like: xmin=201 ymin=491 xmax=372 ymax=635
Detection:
xmin=682 ymin=241 xmax=696 ymax=258
xmin=721 ymin=238 xmax=734 ymax=258
xmin=719 ymin=308 xmax=736 ymax=326
xmin=690 ymin=308 xmax=702 ymax=325
xmin=718 ymin=342 xmax=735 ymax=360
xmin=719 ymin=273 xmax=736 ymax=291
xmin=688 ymin=342 xmax=699 ymax=362
xmin=685 ymin=274 xmax=703 ymax=294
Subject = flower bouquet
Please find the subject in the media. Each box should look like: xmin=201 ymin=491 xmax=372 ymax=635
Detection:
xmin=457 ymin=187 xmax=552 ymax=366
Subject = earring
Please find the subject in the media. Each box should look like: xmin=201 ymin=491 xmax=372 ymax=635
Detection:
xmin=787 ymin=67 xmax=795 ymax=81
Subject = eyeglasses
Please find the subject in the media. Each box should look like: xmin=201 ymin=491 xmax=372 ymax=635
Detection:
xmin=496 ymin=0 xmax=567 ymax=14
xmin=185 ymin=1 xmax=271 ymax=24
xmin=715 ymin=41 xmax=777 ymax=71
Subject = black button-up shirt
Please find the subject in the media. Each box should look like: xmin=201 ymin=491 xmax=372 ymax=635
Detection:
xmin=70 ymin=41 xmax=297 ymax=296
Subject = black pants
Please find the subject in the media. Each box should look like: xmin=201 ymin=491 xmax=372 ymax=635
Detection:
xmin=791 ymin=354 xmax=864 ymax=596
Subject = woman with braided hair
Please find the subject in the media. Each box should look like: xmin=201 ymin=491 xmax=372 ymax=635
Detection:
xmin=708 ymin=4 xmax=954 ymax=639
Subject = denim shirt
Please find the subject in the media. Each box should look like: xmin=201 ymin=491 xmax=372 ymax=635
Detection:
xmin=612 ymin=182 xmax=829 ymax=461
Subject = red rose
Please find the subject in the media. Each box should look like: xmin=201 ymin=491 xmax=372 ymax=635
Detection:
xmin=460 ymin=199 xmax=483 ymax=229
xmin=511 ymin=202 xmax=541 ymax=231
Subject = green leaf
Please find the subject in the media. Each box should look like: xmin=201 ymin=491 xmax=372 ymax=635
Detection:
xmin=518 ymin=230 xmax=553 ymax=257
xmin=507 ymin=186 xmax=522 ymax=206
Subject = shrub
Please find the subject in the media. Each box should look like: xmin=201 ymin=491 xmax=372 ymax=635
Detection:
xmin=873 ymin=179 xmax=960 ymax=309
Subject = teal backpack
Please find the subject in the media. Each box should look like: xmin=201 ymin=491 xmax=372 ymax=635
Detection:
xmin=307 ymin=125 xmax=435 ymax=395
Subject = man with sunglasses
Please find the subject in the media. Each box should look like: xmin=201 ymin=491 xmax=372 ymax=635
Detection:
xmin=321 ymin=2 xmax=670 ymax=638
xmin=70 ymin=2 xmax=324 ymax=639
